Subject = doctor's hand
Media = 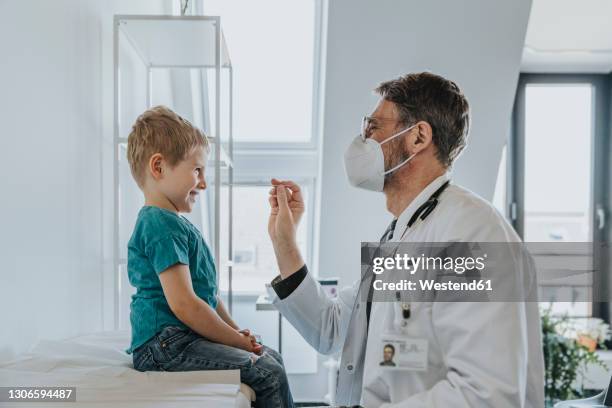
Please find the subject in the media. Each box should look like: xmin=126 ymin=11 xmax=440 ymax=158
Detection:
xmin=268 ymin=179 xmax=305 ymax=278
xmin=268 ymin=179 xmax=304 ymax=241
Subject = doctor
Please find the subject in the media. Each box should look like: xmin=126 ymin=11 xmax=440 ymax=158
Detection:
xmin=267 ymin=72 xmax=544 ymax=407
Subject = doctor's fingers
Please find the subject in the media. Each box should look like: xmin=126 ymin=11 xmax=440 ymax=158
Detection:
xmin=270 ymin=196 xmax=302 ymax=217
xmin=268 ymin=194 xmax=279 ymax=210
xmin=271 ymin=179 xmax=302 ymax=194
xmin=269 ymin=186 xmax=296 ymax=201
xmin=272 ymin=179 xmax=300 ymax=192
xmin=275 ymin=180 xmax=304 ymax=202
xmin=275 ymin=184 xmax=292 ymax=213
xmin=271 ymin=190 xmax=304 ymax=213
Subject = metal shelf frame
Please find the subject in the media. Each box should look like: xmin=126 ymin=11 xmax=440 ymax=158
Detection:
xmin=113 ymin=14 xmax=234 ymax=329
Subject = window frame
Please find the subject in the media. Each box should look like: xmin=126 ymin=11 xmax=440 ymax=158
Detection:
xmin=218 ymin=176 xmax=317 ymax=298
xmin=510 ymin=73 xmax=611 ymax=320
xmin=192 ymin=0 xmax=327 ymax=298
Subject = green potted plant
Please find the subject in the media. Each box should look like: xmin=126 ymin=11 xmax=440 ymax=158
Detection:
xmin=541 ymin=307 xmax=610 ymax=407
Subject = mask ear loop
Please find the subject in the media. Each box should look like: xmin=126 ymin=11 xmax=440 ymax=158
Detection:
xmin=379 ymin=124 xmax=418 ymax=176
xmin=382 ymin=152 xmax=417 ymax=175
xmin=380 ymin=124 xmax=418 ymax=146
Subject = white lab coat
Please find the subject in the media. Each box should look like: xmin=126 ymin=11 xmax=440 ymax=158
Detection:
xmin=270 ymin=173 xmax=545 ymax=408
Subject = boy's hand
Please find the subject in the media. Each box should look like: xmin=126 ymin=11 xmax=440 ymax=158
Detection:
xmin=238 ymin=329 xmax=263 ymax=355
xmin=239 ymin=328 xmax=258 ymax=343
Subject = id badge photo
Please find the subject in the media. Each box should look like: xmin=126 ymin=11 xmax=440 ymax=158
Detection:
xmin=379 ymin=334 xmax=428 ymax=371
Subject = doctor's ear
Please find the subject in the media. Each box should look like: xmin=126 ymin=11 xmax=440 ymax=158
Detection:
xmin=409 ymin=121 xmax=433 ymax=152
xmin=148 ymin=153 xmax=164 ymax=180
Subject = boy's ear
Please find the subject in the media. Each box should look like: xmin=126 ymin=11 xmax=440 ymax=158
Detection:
xmin=148 ymin=153 xmax=164 ymax=180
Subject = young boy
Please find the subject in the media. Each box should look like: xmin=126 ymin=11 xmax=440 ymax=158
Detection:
xmin=125 ymin=106 xmax=294 ymax=408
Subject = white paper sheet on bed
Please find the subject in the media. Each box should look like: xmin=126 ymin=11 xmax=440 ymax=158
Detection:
xmin=0 ymin=331 xmax=252 ymax=408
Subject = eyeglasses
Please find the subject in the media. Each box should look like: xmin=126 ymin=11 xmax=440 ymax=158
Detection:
xmin=361 ymin=115 xmax=401 ymax=140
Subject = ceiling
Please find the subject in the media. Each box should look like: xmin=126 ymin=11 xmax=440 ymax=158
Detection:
xmin=521 ymin=0 xmax=612 ymax=73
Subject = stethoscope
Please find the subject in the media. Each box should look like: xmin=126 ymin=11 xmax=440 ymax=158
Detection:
xmin=394 ymin=180 xmax=451 ymax=322
xmin=366 ymin=180 xmax=451 ymax=326
xmin=398 ymin=180 xmax=451 ymax=241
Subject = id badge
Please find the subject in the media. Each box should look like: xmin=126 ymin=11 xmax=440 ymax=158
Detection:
xmin=379 ymin=334 xmax=428 ymax=371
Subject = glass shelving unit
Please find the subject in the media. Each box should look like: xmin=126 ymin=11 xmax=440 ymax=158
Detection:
xmin=113 ymin=15 xmax=234 ymax=329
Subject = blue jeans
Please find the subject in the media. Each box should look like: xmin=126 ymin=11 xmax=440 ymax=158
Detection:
xmin=132 ymin=326 xmax=294 ymax=408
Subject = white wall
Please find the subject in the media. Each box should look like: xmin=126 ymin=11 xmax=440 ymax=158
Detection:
xmin=316 ymin=0 xmax=531 ymax=289
xmin=0 ymin=0 xmax=166 ymax=359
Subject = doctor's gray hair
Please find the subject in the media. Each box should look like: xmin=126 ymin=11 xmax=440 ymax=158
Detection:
xmin=375 ymin=72 xmax=470 ymax=168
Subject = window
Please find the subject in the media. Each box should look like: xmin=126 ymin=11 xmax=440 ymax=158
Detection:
xmin=185 ymin=6 xmax=325 ymax=371
xmin=203 ymin=0 xmax=316 ymax=143
xmin=526 ymin=83 xmax=593 ymax=317
xmin=219 ymin=184 xmax=310 ymax=294
xmin=523 ymin=84 xmax=593 ymax=243
xmin=511 ymin=74 xmax=610 ymax=319
xmin=199 ymin=0 xmax=323 ymax=298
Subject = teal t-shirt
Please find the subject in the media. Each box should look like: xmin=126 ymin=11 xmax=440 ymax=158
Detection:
xmin=126 ymin=206 xmax=218 ymax=354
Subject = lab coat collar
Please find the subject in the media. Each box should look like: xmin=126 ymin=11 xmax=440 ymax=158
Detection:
xmin=392 ymin=172 xmax=451 ymax=240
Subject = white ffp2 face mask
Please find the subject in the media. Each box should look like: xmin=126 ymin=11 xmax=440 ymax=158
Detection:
xmin=343 ymin=124 xmax=417 ymax=192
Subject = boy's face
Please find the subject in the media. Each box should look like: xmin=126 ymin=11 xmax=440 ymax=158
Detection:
xmin=158 ymin=145 xmax=207 ymax=213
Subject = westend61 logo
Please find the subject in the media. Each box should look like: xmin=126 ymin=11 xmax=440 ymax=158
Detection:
xmin=372 ymin=277 xmax=493 ymax=293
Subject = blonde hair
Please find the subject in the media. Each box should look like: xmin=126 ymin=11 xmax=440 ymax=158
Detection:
xmin=127 ymin=106 xmax=208 ymax=187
